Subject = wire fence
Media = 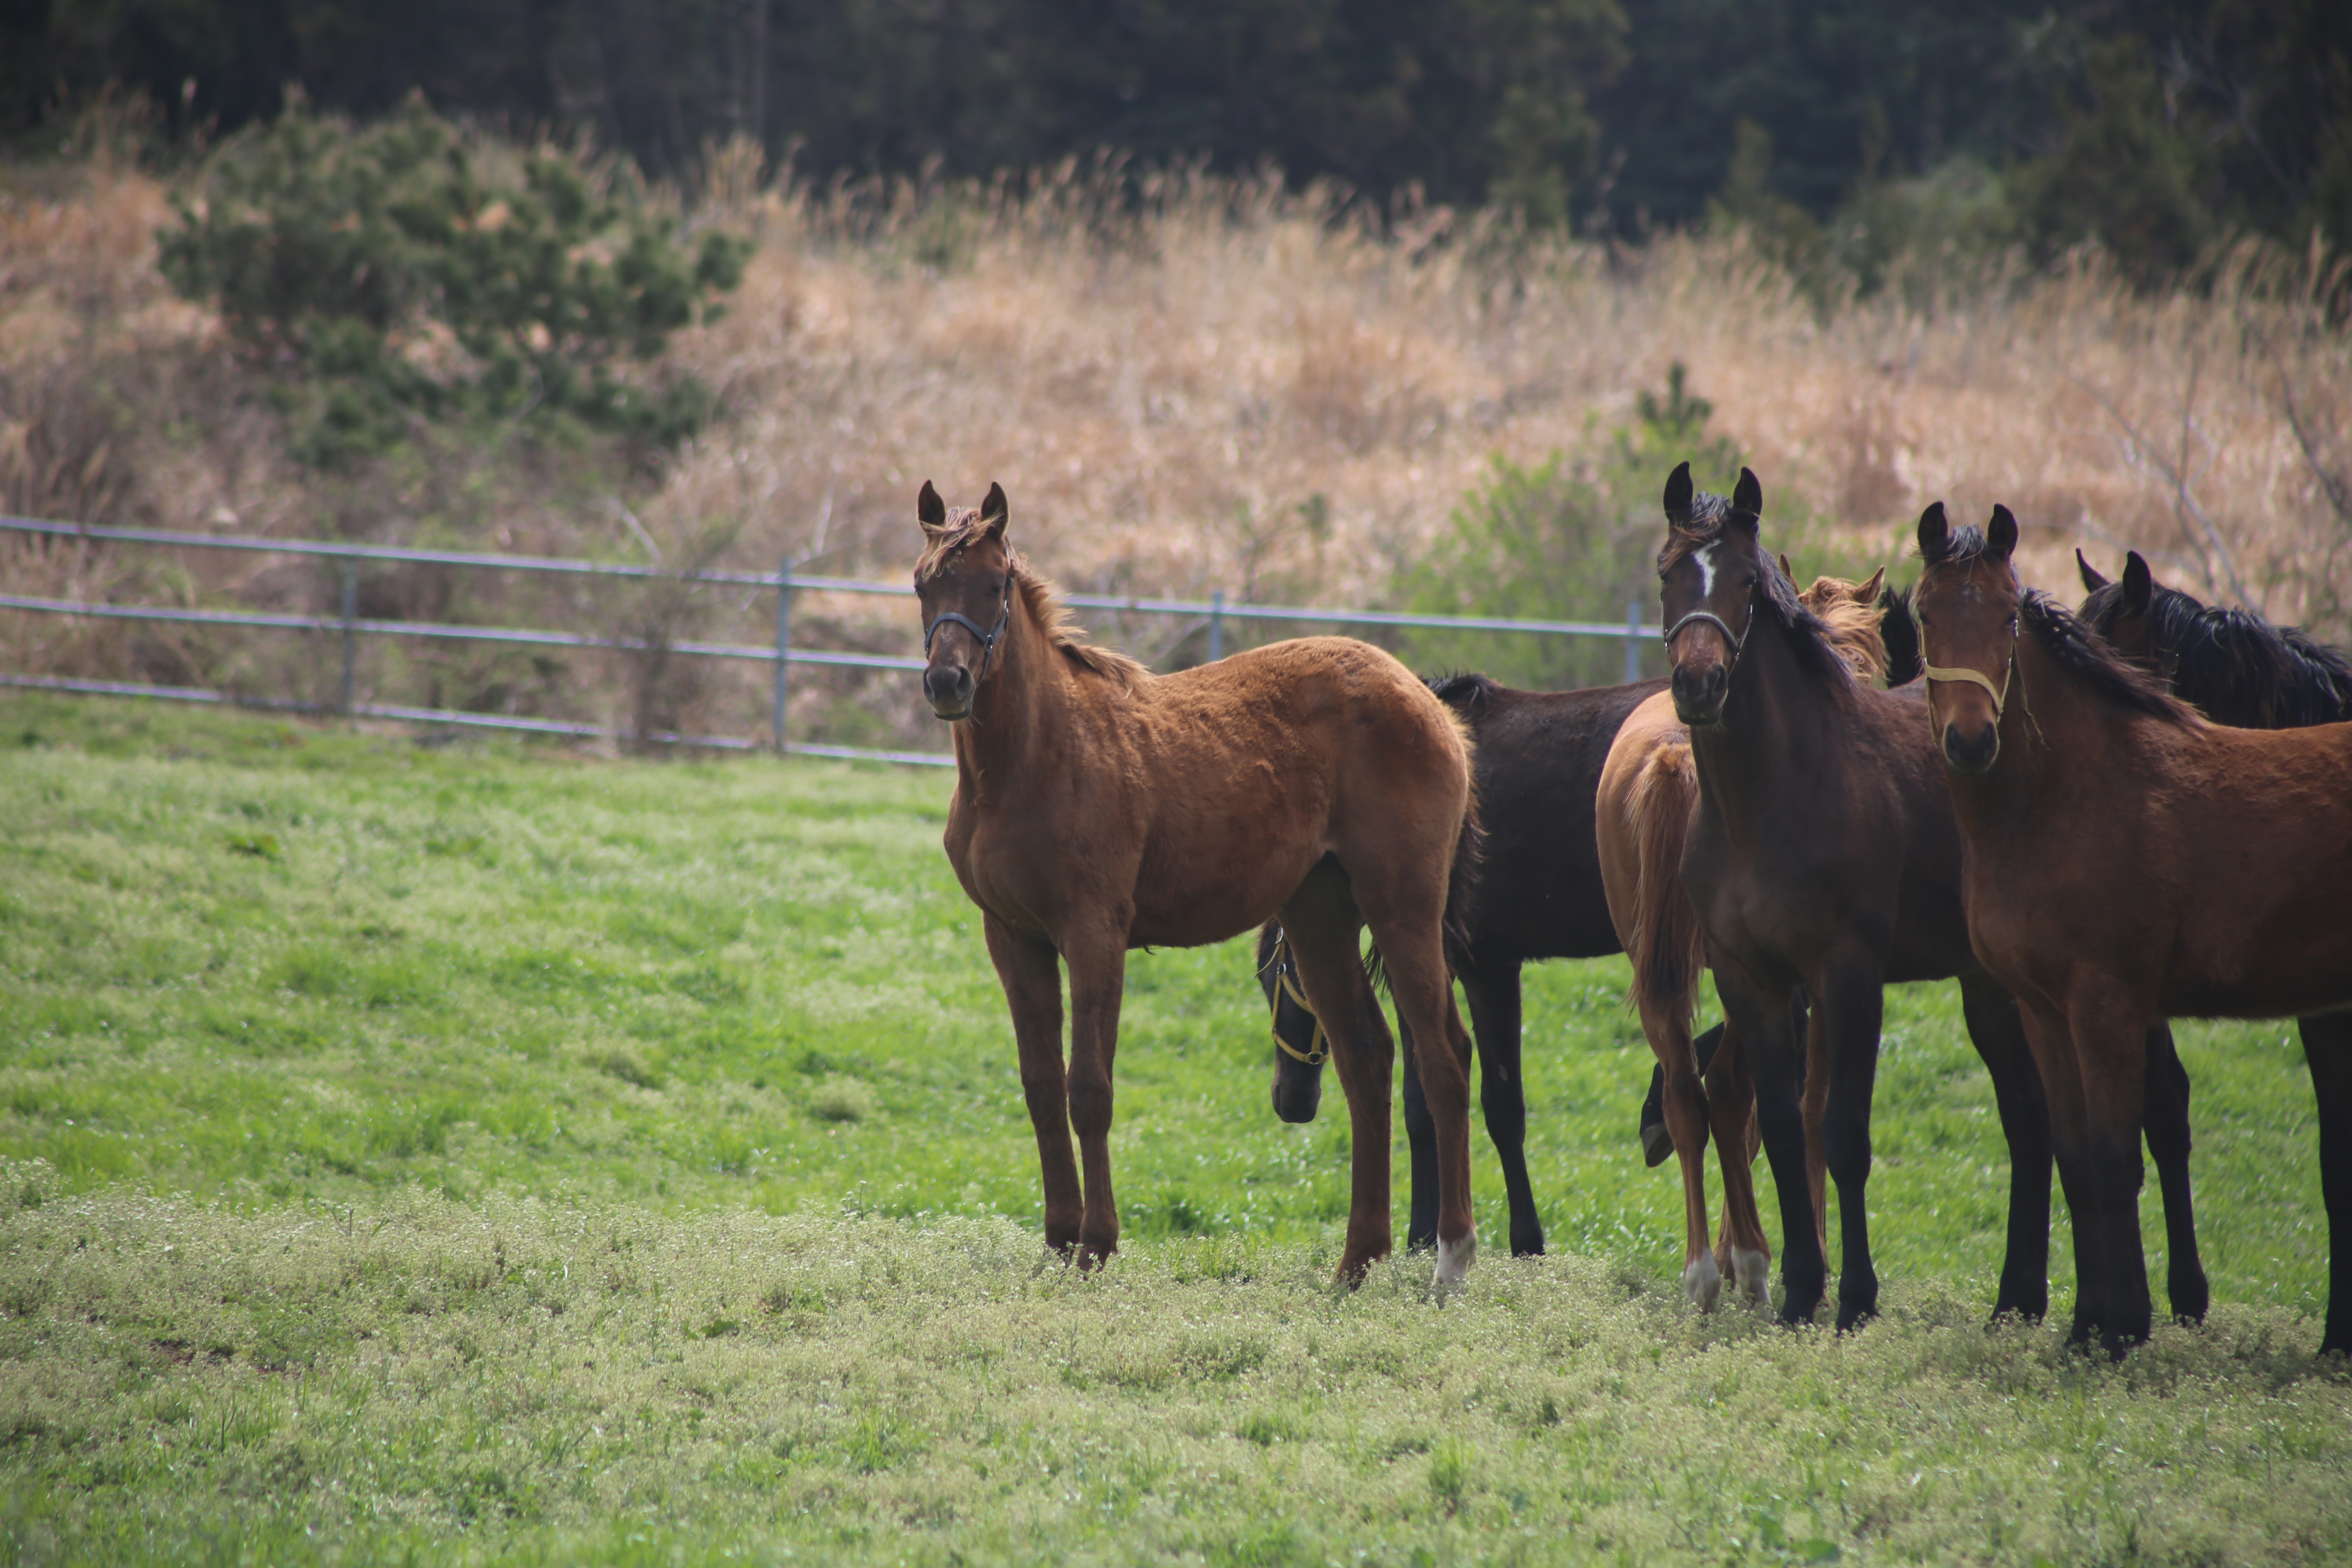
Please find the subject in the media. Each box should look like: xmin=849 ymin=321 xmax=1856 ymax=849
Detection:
xmin=0 ymin=514 xmax=1662 ymax=766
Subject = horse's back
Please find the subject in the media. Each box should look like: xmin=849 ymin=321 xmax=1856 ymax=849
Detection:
xmin=1457 ymin=678 xmax=1665 ymax=960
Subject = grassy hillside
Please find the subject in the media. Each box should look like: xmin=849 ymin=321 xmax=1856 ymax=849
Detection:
xmin=0 ymin=694 xmax=2345 ymax=1564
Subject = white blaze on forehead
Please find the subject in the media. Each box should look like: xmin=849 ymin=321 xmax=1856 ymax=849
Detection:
xmin=1697 ymin=543 xmax=1721 ymax=599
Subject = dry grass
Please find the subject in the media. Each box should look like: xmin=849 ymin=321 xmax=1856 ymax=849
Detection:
xmin=4 ymin=144 xmax=2348 ymax=747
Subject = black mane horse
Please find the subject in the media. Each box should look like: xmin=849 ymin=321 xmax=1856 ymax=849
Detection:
xmin=2077 ymin=549 xmax=2352 ymax=728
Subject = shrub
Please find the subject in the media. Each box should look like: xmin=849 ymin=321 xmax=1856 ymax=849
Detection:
xmin=1394 ymin=363 xmax=1742 ymax=691
xmin=158 ymin=96 xmax=751 ymax=466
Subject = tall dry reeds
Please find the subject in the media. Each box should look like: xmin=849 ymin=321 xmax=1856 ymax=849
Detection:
xmin=4 ymin=142 xmax=2348 ymax=751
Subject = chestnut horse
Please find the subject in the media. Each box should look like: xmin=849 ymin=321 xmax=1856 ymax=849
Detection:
xmin=1657 ymin=464 xmax=2203 ymax=1330
xmin=1597 ymin=566 xmax=1895 ymax=1311
xmin=914 ymin=481 xmax=1482 ymax=1286
xmin=1919 ymin=506 xmax=2352 ymax=1354
xmin=1256 ymin=671 xmax=1679 ymax=1261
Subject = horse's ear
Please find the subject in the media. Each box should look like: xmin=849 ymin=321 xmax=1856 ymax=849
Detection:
xmin=2122 ymin=550 xmax=2154 ymax=613
xmin=1732 ymin=466 xmax=1764 ymax=520
xmin=1987 ymin=504 xmax=2018 ymax=560
xmin=2076 ymin=548 xmax=2109 ymax=592
xmin=918 ymin=480 xmax=947 ymax=534
xmin=978 ymin=482 xmax=1009 ymax=541
xmin=1855 ymin=566 xmax=1886 ymax=603
xmin=1662 ymin=462 xmax=1693 ymax=523
xmin=1916 ymin=502 xmax=1949 ymax=560
xmin=1777 ymin=552 xmax=1794 ymax=580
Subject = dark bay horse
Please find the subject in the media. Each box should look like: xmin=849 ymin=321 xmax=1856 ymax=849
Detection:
xmin=915 ymin=481 xmax=1482 ymax=1286
xmin=1598 ymin=568 xmax=1894 ymax=1311
xmin=1921 ymin=508 xmax=2352 ymax=1354
xmin=1658 ymin=464 xmax=2203 ymax=1330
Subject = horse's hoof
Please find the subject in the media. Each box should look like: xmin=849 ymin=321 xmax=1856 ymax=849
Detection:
xmin=1682 ymin=1254 xmax=1723 ymax=1312
xmin=1431 ymin=1229 xmax=1477 ymax=1294
xmin=1731 ymin=1249 xmax=1771 ymax=1310
xmin=1640 ymin=1120 xmax=1675 ymax=1168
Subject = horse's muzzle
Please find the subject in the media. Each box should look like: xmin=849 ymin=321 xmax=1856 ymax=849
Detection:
xmin=923 ymin=664 xmax=974 ymax=720
xmin=1670 ymin=661 xmax=1729 ymax=726
xmin=1270 ymin=1059 xmax=1323 ymax=1124
xmin=1941 ymin=721 xmax=2000 ymax=774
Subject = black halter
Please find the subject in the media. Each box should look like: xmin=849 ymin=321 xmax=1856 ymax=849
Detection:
xmin=1661 ymin=581 xmax=1756 ymax=672
xmin=923 ymin=580 xmax=1014 ymax=685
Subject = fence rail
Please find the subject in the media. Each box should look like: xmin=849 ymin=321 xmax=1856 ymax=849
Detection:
xmin=0 ymin=514 xmax=1662 ymax=764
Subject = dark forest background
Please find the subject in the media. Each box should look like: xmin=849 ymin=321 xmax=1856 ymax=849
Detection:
xmin=6 ymin=1 xmax=2350 ymax=281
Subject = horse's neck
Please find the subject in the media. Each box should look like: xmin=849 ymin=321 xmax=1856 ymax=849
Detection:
xmin=951 ymin=602 xmax=1073 ymax=795
xmin=1690 ymin=617 xmax=1847 ymax=841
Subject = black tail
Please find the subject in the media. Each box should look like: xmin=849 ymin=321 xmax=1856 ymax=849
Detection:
xmin=1879 ymin=584 xmax=1924 ymax=686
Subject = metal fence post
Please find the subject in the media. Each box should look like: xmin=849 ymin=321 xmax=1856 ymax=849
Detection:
xmin=773 ymin=553 xmax=792 ymax=754
xmin=1624 ymin=598 xmax=1642 ymax=685
xmin=340 ymin=558 xmax=359 ymax=715
xmin=1209 ymin=590 xmax=1224 ymax=663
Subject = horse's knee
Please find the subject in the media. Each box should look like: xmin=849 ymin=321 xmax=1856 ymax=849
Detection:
xmin=1066 ymin=1075 xmax=1114 ymax=1137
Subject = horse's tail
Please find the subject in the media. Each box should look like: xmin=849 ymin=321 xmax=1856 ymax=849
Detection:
xmin=1879 ymin=584 xmax=1925 ymax=687
xmin=1623 ymin=737 xmax=1706 ymax=1033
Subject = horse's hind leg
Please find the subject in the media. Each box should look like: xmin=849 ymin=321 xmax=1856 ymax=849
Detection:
xmin=1281 ymin=863 xmax=1395 ymax=1285
xmin=1636 ymin=978 xmax=1721 ymax=1310
xmin=1958 ymin=971 xmax=2051 ymax=1322
xmin=984 ymin=914 xmax=1082 ymax=1255
xmin=1355 ymin=900 xmax=1477 ymax=1290
xmin=1704 ymin=1020 xmax=1770 ymax=1309
xmin=1396 ymin=1011 xmax=1438 ymax=1252
xmin=2298 ymin=1012 xmax=2352 ymax=1356
xmin=2142 ymin=1021 xmax=2207 ymax=1324
xmin=1461 ymin=960 xmax=1545 ymax=1257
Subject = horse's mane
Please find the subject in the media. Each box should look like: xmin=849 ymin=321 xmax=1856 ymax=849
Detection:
xmin=918 ymin=506 xmax=1146 ymax=688
xmin=1657 ymin=488 xmax=1855 ymax=690
xmin=1426 ymin=672 xmax=1501 ymax=713
xmin=2020 ymin=590 xmax=2201 ymax=727
xmin=2080 ymin=577 xmax=2352 ymax=729
xmin=1795 ymin=575 xmax=1890 ymax=681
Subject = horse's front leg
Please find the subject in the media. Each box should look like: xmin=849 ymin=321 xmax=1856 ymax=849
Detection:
xmin=1715 ymin=958 xmax=1815 ymax=1324
xmin=2064 ymin=983 xmax=2156 ymax=1357
xmin=1062 ymin=922 xmax=1130 ymax=1268
xmin=2016 ymin=997 xmax=2116 ymax=1352
xmin=2298 ymin=1012 xmax=2352 ymax=1357
xmin=1815 ymin=957 xmax=1886 ymax=1331
xmin=1957 ymin=970 xmax=2052 ymax=1323
xmin=984 ymin=914 xmax=1080 ymax=1254
xmin=2141 ymin=1021 xmax=2208 ymax=1324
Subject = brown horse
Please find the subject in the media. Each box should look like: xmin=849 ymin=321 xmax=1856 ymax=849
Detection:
xmin=1657 ymin=463 xmax=2203 ymax=1331
xmin=1916 ymin=504 xmax=2352 ymax=1354
xmin=914 ymin=481 xmax=1483 ymax=1286
xmin=1596 ymin=567 xmax=1891 ymax=1311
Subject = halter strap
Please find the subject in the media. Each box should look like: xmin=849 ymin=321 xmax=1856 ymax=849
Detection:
xmin=1661 ymin=581 xmax=1756 ymax=684
xmin=1260 ymin=935 xmax=1329 ymax=1067
xmin=1921 ymin=659 xmax=2011 ymax=713
xmin=922 ymin=581 xmax=1014 ymax=685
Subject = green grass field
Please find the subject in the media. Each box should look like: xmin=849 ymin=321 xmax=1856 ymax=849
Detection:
xmin=0 ymin=693 xmax=2345 ymax=1566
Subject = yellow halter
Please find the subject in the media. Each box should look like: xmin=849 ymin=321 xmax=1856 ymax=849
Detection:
xmin=1263 ymin=935 xmax=1330 ymax=1067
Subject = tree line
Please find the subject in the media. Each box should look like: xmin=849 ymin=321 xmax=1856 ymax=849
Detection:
xmin=8 ymin=1 xmax=2349 ymax=280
